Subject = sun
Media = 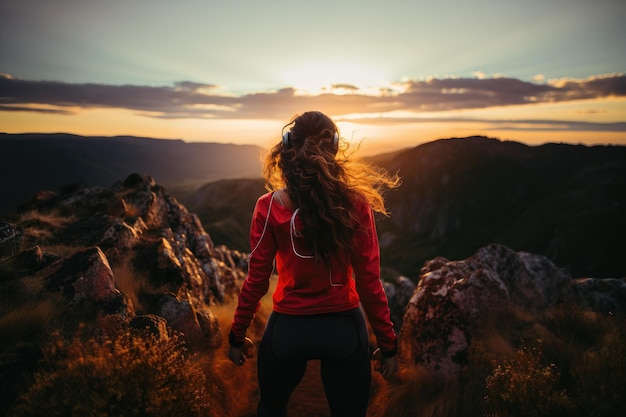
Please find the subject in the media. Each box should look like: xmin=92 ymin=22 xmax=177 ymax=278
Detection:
xmin=278 ymin=62 xmax=388 ymax=95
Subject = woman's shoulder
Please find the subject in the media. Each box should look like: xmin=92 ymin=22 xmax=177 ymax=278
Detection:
xmin=253 ymin=192 xmax=274 ymax=213
xmin=350 ymin=192 xmax=371 ymax=213
xmin=257 ymin=191 xmax=274 ymax=203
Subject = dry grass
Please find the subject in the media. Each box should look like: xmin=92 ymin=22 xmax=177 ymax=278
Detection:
xmin=484 ymin=342 xmax=573 ymax=417
xmin=17 ymin=209 xmax=77 ymax=241
xmin=10 ymin=331 xmax=213 ymax=417
xmin=0 ymin=299 xmax=58 ymax=347
xmin=5 ymin=255 xmax=624 ymax=417
xmin=0 ymin=272 xmax=62 ymax=349
xmin=110 ymin=254 xmax=147 ymax=313
xmin=367 ymin=304 xmax=626 ymax=417
xmin=17 ymin=209 xmax=77 ymax=230
xmin=122 ymin=199 xmax=145 ymax=219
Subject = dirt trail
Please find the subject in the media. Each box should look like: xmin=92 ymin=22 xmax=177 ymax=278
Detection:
xmin=289 ymin=360 xmax=331 ymax=417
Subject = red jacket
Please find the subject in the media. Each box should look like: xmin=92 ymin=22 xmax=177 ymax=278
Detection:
xmin=230 ymin=192 xmax=397 ymax=354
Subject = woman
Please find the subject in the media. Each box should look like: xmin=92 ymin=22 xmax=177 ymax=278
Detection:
xmin=228 ymin=111 xmax=400 ymax=417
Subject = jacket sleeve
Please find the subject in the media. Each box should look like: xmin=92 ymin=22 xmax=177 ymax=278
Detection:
xmin=351 ymin=201 xmax=398 ymax=356
xmin=229 ymin=194 xmax=277 ymax=346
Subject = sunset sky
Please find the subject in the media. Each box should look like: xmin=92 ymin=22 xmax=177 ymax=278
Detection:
xmin=1 ymin=0 xmax=625 ymax=155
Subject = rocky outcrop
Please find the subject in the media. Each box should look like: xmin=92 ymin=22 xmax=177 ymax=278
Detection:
xmin=399 ymin=244 xmax=576 ymax=377
xmin=4 ymin=173 xmax=247 ymax=350
xmin=399 ymin=243 xmax=626 ymax=377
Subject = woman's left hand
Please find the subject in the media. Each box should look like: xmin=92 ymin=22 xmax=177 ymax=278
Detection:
xmin=228 ymin=337 xmax=254 ymax=366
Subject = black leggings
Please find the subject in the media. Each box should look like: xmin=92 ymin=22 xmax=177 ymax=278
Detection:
xmin=256 ymin=308 xmax=371 ymax=417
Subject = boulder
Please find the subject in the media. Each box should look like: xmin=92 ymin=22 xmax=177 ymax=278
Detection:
xmin=100 ymin=220 xmax=141 ymax=249
xmin=568 ymin=277 xmax=626 ymax=315
xmin=399 ymin=244 xmax=572 ymax=377
xmin=159 ymin=293 xmax=222 ymax=348
xmin=42 ymin=246 xmax=119 ymax=304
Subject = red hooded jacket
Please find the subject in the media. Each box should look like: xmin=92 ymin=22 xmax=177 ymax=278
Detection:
xmin=230 ymin=192 xmax=397 ymax=354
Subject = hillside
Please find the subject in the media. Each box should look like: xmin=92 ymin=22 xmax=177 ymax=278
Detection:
xmin=0 ymin=133 xmax=264 ymax=217
xmin=373 ymin=136 xmax=626 ymax=279
xmin=3 ymin=133 xmax=624 ymax=279
xmin=1 ymin=172 xmax=624 ymax=417
xmin=180 ymin=178 xmax=266 ymax=251
xmin=184 ymin=136 xmax=626 ymax=279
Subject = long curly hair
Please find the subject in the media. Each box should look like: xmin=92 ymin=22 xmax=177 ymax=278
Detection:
xmin=264 ymin=111 xmax=400 ymax=261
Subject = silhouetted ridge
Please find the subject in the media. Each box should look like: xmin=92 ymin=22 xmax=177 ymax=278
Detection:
xmin=373 ymin=136 xmax=626 ymax=278
xmin=0 ymin=133 xmax=264 ymax=217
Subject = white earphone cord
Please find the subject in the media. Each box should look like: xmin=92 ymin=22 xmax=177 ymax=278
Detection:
xmin=249 ymin=193 xmax=343 ymax=287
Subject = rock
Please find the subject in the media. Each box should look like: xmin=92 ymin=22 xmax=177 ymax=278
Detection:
xmin=399 ymin=244 xmax=572 ymax=377
xmin=472 ymin=244 xmax=572 ymax=312
xmin=383 ymin=276 xmax=416 ymax=331
xmin=159 ymin=293 xmax=221 ymax=347
xmin=196 ymin=308 xmax=223 ymax=349
xmin=0 ymin=246 xmax=59 ymax=279
xmin=42 ymin=246 xmax=119 ymax=304
xmin=0 ymin=222 xmax=22 ymax=258
xmin=568 ymin=277 xmax=626 ymax=315
xmin=102 ymin=292 xmax=136 ymax=319
xmin=130 ymin=314 xmax=169 ymax=339
xmin=100 ymin=220 xmax=141 ymax=249
xmin=8 ymin=173 xmax=249 ymax=351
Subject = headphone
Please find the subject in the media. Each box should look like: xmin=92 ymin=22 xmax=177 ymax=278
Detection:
xmin=283 ymin=130 xmax=339 ymax=147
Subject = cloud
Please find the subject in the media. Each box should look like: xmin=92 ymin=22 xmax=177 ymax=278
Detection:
xmin=1 ymin=73 xmax=625 ymax=120
xmin=338 ymin=115 xmax=626 ymax=133
xmin=0 ymin=104 xmax=73 ymax=115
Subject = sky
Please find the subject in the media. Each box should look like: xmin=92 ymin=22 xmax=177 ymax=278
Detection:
xmin=1 ymin=0 xmax=625 ymax=155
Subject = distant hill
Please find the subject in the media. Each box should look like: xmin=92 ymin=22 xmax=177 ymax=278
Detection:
xmin=183 ymin=136 xmax=626 ymax=279
xmin=3 ymin=133 xmax=624 ymax=279
xmin=372 ymin=136 xmax=626 ymax=279
xmin=0 ymin=133 xmax=264 ymax=217
xmin=180 ymin=177 xmax=267 ymax=251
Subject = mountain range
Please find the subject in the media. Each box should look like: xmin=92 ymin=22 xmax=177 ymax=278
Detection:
xmin=2 ymin=133 xmax=624 ymax=279
xmin=0 ymin=133 xmax=264 ymax=217
xmin=183 ymin=136 xmax=626 ymax=279
xmin=371 ymin=136 xmax=626 ymax=279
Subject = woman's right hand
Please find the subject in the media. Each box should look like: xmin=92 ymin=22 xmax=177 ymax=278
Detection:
xmin=372 ymin=348 xmax=398 ymax=380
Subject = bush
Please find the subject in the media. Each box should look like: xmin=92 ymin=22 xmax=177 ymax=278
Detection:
xmin=10 ymin=330 xmax=212 ymax=417
xmin=484 ymin=341 xmax=574 ymax=417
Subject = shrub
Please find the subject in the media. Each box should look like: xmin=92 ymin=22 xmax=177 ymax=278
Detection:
xmin=10 ymin=331 xmax=212 ymax=417
xmin=484 ymin=341 xmax=574 ymax=417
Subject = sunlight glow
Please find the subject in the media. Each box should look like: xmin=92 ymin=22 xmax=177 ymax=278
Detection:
xmin=279 ymin=62 xmax=389 ymax=96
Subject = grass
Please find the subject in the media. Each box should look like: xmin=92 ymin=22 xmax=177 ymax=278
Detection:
xmin=110 ymin=253 xmax=148 ymax=314
xmin=16 ymin=209 xmax=77 ymax=243
xmin=365 ymin=304 xmax=626 ymax=417
xmin=2 ymin=241 xmax=624 ymax=417
xmin=10 ymin=331 xmax=212 ymax=417
xmin=4 ymin=281 xmax=625 ymax=417
xmin=0 ymin=299 xmax=58 ymax=347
